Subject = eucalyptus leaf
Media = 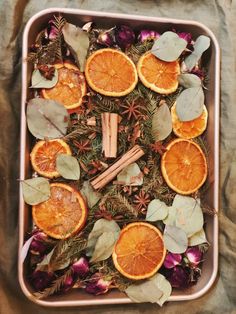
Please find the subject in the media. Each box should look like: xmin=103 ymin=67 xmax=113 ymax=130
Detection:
xmin=152 ymin=103 xmax=172 ymax=141
xmin=164 ymin=225 xmax=188 ymax=253
xmin=146 ymin=199 xmax=169 ymax=221
xmin=184 ymin=35 xmax=210 ymax=71
xmin=176 ymin=87 xmax=204 ymax=121
xmin=125 ymin=273 xmax=171 ymax=306
xmin=188 ymin=228 xmax=208 ymax=246
xmin=117 ymin=163 xmax=143 ymax=186
xmin=80 ymin=181 xmax=101 ymax=208
xmin=125 ymin=280 xmax=163 ymax=303
xmin=178 ymin=73 xmax=202 ymax=89
xmin=90 ymin=231 xmax=119 ymax=263
xmin=20 ymin=236 xmax=34 ymax=263
xmin=173 ymin=195 xmax=203 ymax=237
xmin=151 ymin=273 xmax=172 ymax=306
xmin=151 ymin=31 xmax=187 ymax=62
xmin=30 ymin=68 xmax=58 ymax=89
xmin=21 ymin=177 xmax=50 ymax=205
xmin=36 ymin=248 xmax=55 ymax=271
xmin=86 ymin=219 xmax=120 ymax=257
xmin=62 ymin=22 xmax=89 ymax=72
xmin=27 ymin=98 xmax=69 ymax=139
xmin=56 ymin=154 xmax=80 ymax=180
xmin=162 ymin=206 xmax=177 ymax=226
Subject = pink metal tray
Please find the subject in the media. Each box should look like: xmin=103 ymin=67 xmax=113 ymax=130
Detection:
xmin=19 ymin=8 xmax=220 ymax=307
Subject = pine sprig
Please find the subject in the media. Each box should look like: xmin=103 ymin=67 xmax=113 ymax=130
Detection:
xmin=34 ymin=268 xmax=73 ymax=299
xmin=49 ymin=236 xmax=87 ymax=271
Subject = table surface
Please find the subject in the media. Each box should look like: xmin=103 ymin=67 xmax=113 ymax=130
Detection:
xmin=0 ymin=1 xmax=235 ymax=313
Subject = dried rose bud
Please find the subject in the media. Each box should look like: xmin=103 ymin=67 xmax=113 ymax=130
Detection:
xmin=30 ymin=231 xmax=48 ymax=255
xmin=72 ymin=257 xmax=89 ymax=278
xmin=138 ymin=30 xmax=160 ymax=42
xmin=167 ymin=266 xmax=189 ymax=289
xmin=164 ymin=252 xmax=182 ymax=269
xmin=97 ymin=30 xmax=114 ymax=47
xmin=115 ymin=25 xmax=135 ymax=49
xmin=85 ymin=273 xmax=111 ymax=295
xmin=178 ymin=32 xmax=192 ymax=44
xmin=191 ymin=67 xmax=205 ymax=80
xmin=60 ymin=275 xmax=75 ymax=293
xmin=185 ymin=247 xmax=203 ymax=266
xmin=31 ymin=270 xmax=55 ymax=291
xmin=45 ymin=19 xmax=58 ymax=40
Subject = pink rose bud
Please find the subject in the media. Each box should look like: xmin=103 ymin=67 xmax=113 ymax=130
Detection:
xmin=85 ymin=273 xmax=111 ymax=295
xmin=164 ymin=252 xmax=182 ymax=269
xmin=72 ymin=256 xmax=89 ymax=278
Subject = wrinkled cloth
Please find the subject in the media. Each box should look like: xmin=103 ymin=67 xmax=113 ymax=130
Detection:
xmin=0 ymin=0 xmax=235 ymax=313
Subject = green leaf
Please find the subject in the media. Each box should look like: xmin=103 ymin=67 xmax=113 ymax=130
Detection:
xmin=36 ymin=248 xmax=55 ymax=271
xmin=21 ymin=177 xmax=50 ymax=205
xmin=80 ymin=181 xmax=102 ymax=209
xmin=152 ymin=102 xmax=172 ymax=141
xmin=178 ymin=73 xmax=202 ymax=89
xmin=151 ymin=31 xmax=187 ymax=62
xmin=176 ymin=87 xmax=204 ymax=121
xmin=173 ymin=195 xmax=204 ymax=237
xmin=152 ymin=273 xmax=172 ymax=306
xmin=184 ymin=35 xmax=210 ymax=71
xmin=162 ymin=206 xmax=177 ymax=226
xmin=86 ymin=219 xmax=120 ymax=257
xmin=56 ymin=154 xmax=80 ymax=180
xmin=30 ymin=68 xmax=58 ymax=89
xmin=62 ymin=22 xmax=89 ymax=72
xmin=188 ymin=228 xmax=208 ymax=246
xmin=117 ymin=163 xmax=143 ymax=186
xmin=27 ymin=98 xmax=69 ymax=139
xmin=125 ymin=273 xmax=171 ymax=306
xmin=90 ymin=231 xmax=119 ymax=263
xmin=163 ymin=225 xmax=188 ymax=254
xmin=146 ymin=199 xmax=169 ymax=221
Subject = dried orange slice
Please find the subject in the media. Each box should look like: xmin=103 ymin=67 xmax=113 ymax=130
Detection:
xmin=41 ymin=62 xmax=87 ymax=110
xmin=32 ymin=183 xmax=87 ymax=239
xmin=112 ymin=222 xmax=166 ymax=280
xmin=30 ymin=139 xmax=71 ymax=178
xmin=171 ymin=103 xmax=208 ymax=139
xmin=85 ymin=48 xmax=138 ymax=97
xmin=137 ymin=52 xmax=180 ymax=94
xmin=161 ymin=139 xmax=207 ymax=195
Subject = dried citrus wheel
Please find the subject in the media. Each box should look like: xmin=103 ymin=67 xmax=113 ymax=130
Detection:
xmin=41 ymin=62 xmax=87 ymax=110
xmin=85 ymin=48 xmax=138 ymax=97
xmin=30 ymin=139 xmax=71 ymax=178
xmin=137 ymin=52 xmax=180 ymax=94
xmin=161 ymin=139 xmax=207 ymax=195
xmin=112 ymin=222 xmax=166 ymax=280
xmin=32 ymin=183 xmax=87 ymax=239
xmin=171 ymin=103 xmax=208 ymax=139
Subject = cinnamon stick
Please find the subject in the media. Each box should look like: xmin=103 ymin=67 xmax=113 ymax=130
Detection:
xmin=91 ymin=145 xmax=145 ymax=190
xmin=101 ymin=113 xmax=118 ymax=158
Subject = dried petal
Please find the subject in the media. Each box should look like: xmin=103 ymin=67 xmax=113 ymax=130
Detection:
xmin=164 ymin=252 xmax=182 ymax=269
xmin=138 ymin=30 xmax=160 ymax=42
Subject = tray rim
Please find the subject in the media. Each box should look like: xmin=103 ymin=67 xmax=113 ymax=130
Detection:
xmin=19 ymin=7 xmax=220 ymax=307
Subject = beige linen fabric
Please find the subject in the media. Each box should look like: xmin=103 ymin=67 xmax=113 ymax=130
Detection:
xmin=0 ymin=1 xmax=235 ymax=313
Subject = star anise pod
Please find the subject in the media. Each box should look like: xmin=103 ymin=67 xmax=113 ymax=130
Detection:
xmin=37 ymin=64 xmax=55 ymax=80
xmin=150 ymin=141 xmax=167 ymax=155
xmin=73 ymin=139 xmax=91 ymax=154
xmin=133 ymin=190 xmax=150 ymax=213
xmin=120 ymin=98 xmax=147 ymax=120
xmin=94 ymin=208 xmax=113 ymax=220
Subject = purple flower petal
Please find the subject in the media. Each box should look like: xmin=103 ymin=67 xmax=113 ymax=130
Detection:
xmin=72 ymin=256 xmax=89 ymax=278
xmin=115 ymin=25 xmax=135 ymax=49
xmin=138 ymin=30 xmax=160 ymax=42
xmin=30 ymin=270 xmax=55 ymax=291
xmin=167 ymin=266 xmax=189 ymax=289
xmin=178 ymin=32 xmax=192 ymax=44
xmin=164 ymin=252 xmax=182 ymax=269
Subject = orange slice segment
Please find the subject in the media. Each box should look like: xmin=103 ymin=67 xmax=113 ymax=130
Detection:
xmin=32 ymin=183 xmax=87 ymax=239
xmin=85 ymin=48 xmax=138 ymax=97
xmin=112 ymin=222 xmax=166 ymax=280
xmin=41 ymin=62 xmax=87 ymax=110
xmin=137 ymin=52 xmax=180 ymax=94
xmin=171 ymin=103 xmax=208 ymax=139
xmin=30 ymin=139 xmax=71 ymax=179
xmin=161 ymin=139 xmax=207 ymax=195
